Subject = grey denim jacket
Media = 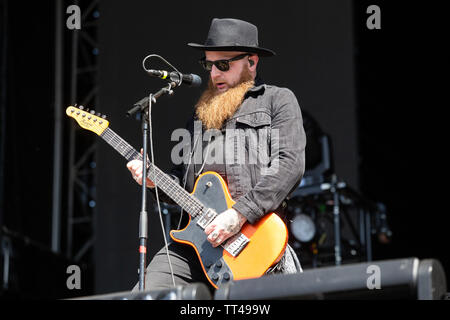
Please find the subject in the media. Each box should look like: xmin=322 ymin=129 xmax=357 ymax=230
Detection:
xmin=153 ymin=81 xmax=306 ymax=225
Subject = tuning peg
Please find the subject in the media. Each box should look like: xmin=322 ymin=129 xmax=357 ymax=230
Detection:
xmin=79 ymin=106 xmax=84 ymax=110
xmin=90 ymin=110 xmax=95 ymax=114
xmin=101 ymin=115 xmax=107 ymax=119
xmin=96 ymin=112 xmax=102 ymax=117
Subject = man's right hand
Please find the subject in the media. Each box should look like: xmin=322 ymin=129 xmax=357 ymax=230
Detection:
xmin=126 ymin=149 xmax=155 ymax=188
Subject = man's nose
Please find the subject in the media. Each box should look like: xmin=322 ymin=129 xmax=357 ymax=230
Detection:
xmin=210 ymin=64 xmax=223 ymax=80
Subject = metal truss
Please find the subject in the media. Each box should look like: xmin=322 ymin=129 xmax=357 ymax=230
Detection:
xmin=65 ymin=0 xmax=100 ymax=262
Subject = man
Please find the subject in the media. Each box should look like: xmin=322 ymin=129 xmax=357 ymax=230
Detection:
xmin=128 ymin=18 xmax=306 ymax=291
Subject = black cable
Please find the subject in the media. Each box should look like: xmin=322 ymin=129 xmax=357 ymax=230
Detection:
xmin=147 ymin=92 xmax=176 ymax=287
xmin=142 ymin=54 xmax=181 ymax=287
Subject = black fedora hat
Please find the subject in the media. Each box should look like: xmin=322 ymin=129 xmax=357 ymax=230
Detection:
xmin=188 ymin=18 xmax=276 ymax=57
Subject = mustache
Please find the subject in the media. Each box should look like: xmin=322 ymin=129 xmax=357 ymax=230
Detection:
xmin=212 ymin=78 xmax=227 ymax=85
xmin=208 ymin=67 xmax=254 ymax=91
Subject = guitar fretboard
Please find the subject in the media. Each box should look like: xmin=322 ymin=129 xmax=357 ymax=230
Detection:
xmin=100 ymin=127 xmax=204 ymax=217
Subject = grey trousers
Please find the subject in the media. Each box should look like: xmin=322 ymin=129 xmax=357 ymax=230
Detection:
xmin=132 ymin=241 xmax=302 ymax=292
xmin=131 ymin=242 xmax=208 ymax=292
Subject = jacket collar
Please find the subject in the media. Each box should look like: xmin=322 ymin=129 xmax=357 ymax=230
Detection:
xmin=248 ymin=75 xmax=266 ymax=94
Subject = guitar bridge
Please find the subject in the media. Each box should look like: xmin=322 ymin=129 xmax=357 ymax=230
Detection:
xmin=223 ymin=233 xmax=250 ymax=257
xmin=196 ymin=208 xmax=217 ymax=229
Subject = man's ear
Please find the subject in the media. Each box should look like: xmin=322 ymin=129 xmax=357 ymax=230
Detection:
xmin=248 ymin=54 xmax=259 ymax=69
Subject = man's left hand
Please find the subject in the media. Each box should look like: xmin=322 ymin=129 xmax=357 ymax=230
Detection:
xmin=204 ymin=208 xmax=247 ymax=247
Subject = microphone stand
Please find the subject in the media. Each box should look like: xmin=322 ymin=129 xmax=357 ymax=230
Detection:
xmin=127 ymin=81 xmax=177 ymax=291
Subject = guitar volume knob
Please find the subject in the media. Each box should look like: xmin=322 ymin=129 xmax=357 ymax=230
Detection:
xmin=205 ymin=260 xmax=213 ymax=268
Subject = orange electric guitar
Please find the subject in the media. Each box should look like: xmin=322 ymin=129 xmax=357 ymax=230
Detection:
xmin=66 ymin=106 xmax=288 ymax=288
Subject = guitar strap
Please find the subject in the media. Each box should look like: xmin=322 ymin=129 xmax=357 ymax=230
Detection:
xmin=194 ymin=134 xmax=212 ymax=178
xmin=177 ymin=132 xmax=202 ymax=229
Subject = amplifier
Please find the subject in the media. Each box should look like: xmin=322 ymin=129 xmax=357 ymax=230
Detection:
xmin=214 ymin=258 xmax=447 ymax=300
xmin=69 ymin=282 xmax=212 ymax=300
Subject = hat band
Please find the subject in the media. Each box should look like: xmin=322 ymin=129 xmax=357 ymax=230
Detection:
xmin=204 ymin=39 xmax=258 ymax=47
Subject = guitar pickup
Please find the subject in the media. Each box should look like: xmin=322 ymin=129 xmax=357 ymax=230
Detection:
xmin=223 ymin=233 xmax=250 ymax=257
xmin=196 ymin=208 xmax=217 ymax=229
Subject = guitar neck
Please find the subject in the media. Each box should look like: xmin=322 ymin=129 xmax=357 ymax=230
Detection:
xmin=100 ymin=127 xmax=204 ymax=216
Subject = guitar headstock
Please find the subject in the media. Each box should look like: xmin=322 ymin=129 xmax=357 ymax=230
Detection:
xmin=66 ymin=105 xmax=109 ymax=135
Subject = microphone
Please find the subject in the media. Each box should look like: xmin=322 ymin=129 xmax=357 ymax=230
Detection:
xmin=146 ymin=69 xmax=202 ymax=87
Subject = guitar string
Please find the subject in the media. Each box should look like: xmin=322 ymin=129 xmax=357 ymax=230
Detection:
xmin=103 ymin=131 xmax=205 ymax=216
xmin=101 ymin=129 xmax=205 ymax=216
xmin=102 ymin=128 xmax=240 ymax=251
xmin=92 ymin=117 xmax=248 ymax=276
xmin=147 ymin=164 xmax=204 ymax=215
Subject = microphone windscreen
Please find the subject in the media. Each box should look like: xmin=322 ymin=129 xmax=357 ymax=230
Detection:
xmin=188 ymin=74 xmax=202 ymax=87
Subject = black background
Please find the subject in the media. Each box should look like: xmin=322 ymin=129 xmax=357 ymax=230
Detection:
xmin=1 ymin=0 xmax=448 ymax=297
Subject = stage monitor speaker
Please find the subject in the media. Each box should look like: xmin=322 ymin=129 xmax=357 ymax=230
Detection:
xmin=70 ymin=282 xmax=212 ymax=300
xmin=214 ymin=258 xmax=447 ymax=300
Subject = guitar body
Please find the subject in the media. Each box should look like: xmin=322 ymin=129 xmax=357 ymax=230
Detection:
xmin=170 ymin=171 xmax=288 ymax=289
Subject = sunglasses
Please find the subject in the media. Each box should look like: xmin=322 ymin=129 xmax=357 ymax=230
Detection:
xmin=199 ymin=53 xmax=251 ymax=72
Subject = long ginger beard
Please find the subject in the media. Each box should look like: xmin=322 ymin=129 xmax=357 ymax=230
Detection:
xmin=195 ymin=68 xmax=255 ymax=130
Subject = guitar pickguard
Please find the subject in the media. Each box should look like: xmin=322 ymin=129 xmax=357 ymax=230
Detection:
xmin=170 ymin=173 xmax=234 ymax=287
